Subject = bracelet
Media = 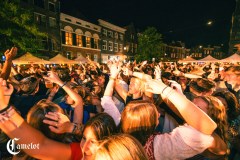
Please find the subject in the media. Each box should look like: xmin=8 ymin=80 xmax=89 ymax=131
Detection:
xmin=60 ymin=82 xmax=67 ymax=88
xmin=162 ymin=86 xmax=168 ymax=94
xmin=0 ymin=104 xmax=11 ymax=114
xmin=72 ymin=123 xmax=84 ymax=134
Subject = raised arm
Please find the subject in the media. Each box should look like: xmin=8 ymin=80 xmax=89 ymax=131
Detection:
xmin=101 ymin=63 xmax=121 ymax=125
xmin=44 ymin=71 xmax=83 ymax=124
xmin=0 ymin=47 xmax=17 ymax=80
xmin=0 ymin=79 xmax=71 ymax=160
xmin=146 ymin=79 xmax=217 ymax=135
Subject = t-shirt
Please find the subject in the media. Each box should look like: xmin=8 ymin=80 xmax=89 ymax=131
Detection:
xmin=70 ymin=143 xmax=83 ymax=160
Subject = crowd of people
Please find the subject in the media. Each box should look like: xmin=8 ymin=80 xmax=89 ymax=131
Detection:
xmin=0 ymin=47 xmax=239 ymax=160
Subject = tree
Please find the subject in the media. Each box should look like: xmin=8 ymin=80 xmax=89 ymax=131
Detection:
xmin=136 ymin=27 xmax=164 ymax=62
xmin=0 ymin=0 xmax=46 ymax=54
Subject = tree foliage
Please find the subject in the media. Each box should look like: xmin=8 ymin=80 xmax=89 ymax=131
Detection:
xmin=0 ymin=0 xmax=46 ymax=54
xmin=136 ymin=27 xmax=164 ymax=62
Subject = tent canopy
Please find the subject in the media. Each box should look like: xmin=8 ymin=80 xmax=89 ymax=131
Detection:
xmin=12 ymin=52 xmax=50 ymax=64
xmin=178 ymin=57 xmax=196 ymax=63
xmin=197 ymin=55 xmax=219 ymax=62
xmin=220 ymin=53 xmax=240 ymax=62
xmin=74 ymin=54 xmax=88 ymax=63
xmin=49 ymin=54 xmax=76 ymax=64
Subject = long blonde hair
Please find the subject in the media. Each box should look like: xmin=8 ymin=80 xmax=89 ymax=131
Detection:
xmin=95 ymin=134 xmax=148 ymax=160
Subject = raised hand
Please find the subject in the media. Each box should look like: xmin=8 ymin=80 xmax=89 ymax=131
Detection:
xmin=43 ymin=71 xmax=61 ymax=84
xmin=122 ymin=66 xmax=133 ymax=77
xmin=43 ymin=112 xmax=72 ymax=134
xmin=110 ymin=63 xmax=121 ymax=78
xmin=154 ymin=65 xmax=161 ymax=80
xmin=145 ymin=79 xmax=166 ymax=94
xmin=4 ymin=47 xmax=17 ymax=61
xmin=168 ymin=80 xmax=183 ymax=94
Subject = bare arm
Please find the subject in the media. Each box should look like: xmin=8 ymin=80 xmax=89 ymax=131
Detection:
xmin=44 ymin=71 xmax=83 ymax=124
xmin=0 ymin=79 xmax=71 ymax=160
xmin=146 ymin=79 xmax=217 ymax=135
xmin=0 ymin=47 xmax=17 ymax=80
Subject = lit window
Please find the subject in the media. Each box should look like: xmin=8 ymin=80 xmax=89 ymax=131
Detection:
xmin=65 ymin=32 xmax=72 ymax=45
xmin=76 ymin=35 xmax=82 ymax=47
xmin=119 ymin=44 xmax=123 ymax=52
xmin=108 ymin=41 xmax=113 ymax=51
xmin=94 ymin=39 xmax=98 ymax=49
xmin=114 ymin=43 xmax=118 ymax=52
xmin=49 ymin=17 xmax=56 ymax=28
xmin=86 ymin=37 xmax=91 ymax=48
xmin=102 ymin=40 xmax=107 ymax=50
xmin=103 ymin=29 xmax=107 ymax=37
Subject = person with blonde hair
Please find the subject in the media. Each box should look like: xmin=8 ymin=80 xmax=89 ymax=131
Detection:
xmin=102 ymin=63 xmax=217 ymax=160
xmin=95 ymin=134 xmax=148 ymax=160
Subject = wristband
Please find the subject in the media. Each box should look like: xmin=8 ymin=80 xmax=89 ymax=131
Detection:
xmin=0 ymin=104 xmax=11 ymax=114
xmin=60 ymin=82 xmax=67 ymax=88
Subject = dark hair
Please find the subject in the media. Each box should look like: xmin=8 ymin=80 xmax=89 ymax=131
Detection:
xmin=190 ymin=78 xmax=216 ymax=93
xmin=83 ymin=113 xmax=117 ymax=140
xmin=213 ymin=91 xmax=240 ymax=122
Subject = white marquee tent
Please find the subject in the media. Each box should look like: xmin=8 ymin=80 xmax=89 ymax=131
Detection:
xmin=12 ymin=52 xmax=50 ymax=64
xmin=220 ymin=53 xmax=240 ymax=63
xmin=49 ymin=54 xmax=76 ymax=64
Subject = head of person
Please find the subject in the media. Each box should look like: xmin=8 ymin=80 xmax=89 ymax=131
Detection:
xmin=128 ymin=77 xmax=144 ymax=95
xmin=213 ymin=91 xmax=240 ymax=122
xmin=222 ymin=66 xmax=240 ymax=87
xmin=27 ymin=99 xmax=65 ymax=142
xmin=120 ymin=100 xmax=159 ymax=145
xmin=80 ymin=113 xmax=117 ymax=160
xmin=65 ymin=85 xmax=86 ymax=105
xmin=192 ymin=96 xmax=228 ymax=142
xmin=95 ymin=134 xmax=148 ymax=160
xmin=17 ymin=76 xmax=40 ymax=95
xmin=189 ymin=78 xmax=216 ymax=96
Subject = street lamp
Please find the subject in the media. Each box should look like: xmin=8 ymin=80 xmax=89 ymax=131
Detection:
xmin=207 ymin=20 xmax=213 ymax=26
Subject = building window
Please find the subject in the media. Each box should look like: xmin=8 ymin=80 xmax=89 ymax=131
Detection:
xmin=103 ymin=29 xmax=107 ymax=37
xmin=114 ymin=43 xmax=118 ymax=52
xmin=102 ymin=40 xmax=107 ymax=50
xmin=94 ymin=39 xmax=99 ymax=49
xmin=76 ymin=35 xmax=82 ymax=47
xmin=65 ymin=18 xmax=71 ymax=22
xmin=48 ymin=2 xmax=55 ymax=12
xmin=40 ymin=38 xmax=48 ymax=50
xmin=108 ymin=41 xmax=113 ymax=51
xmin=108 ymin=31 xmax=113 ymax=38
xmin=115 ymin=32 xmax=118 ymax=39
xmin=49 ymin=17 xmax=56 ymax=28
xmin=86 ymin=37 xmax=91 ymax=48
xmin=34 ymin=0 xmax=44 ymax=8
xmin=51 ymin=39 xmax=57 ymax=51
xmin=65 ymin=32 xmax=72 ymax=45
xmin=76 ymin=21 xmax=82 ymax=25
xmin=119 ymin=34 xmax=123 ymax=41
xmin=119 ymin=44 xmax=123 ymax=52
xmin=34 ymin=13 xmax=46 ymax=26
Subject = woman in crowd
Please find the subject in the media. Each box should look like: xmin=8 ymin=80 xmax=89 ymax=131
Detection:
xmin=189 ymin=96 xmax=229 ymax=159
xmin=95 ymin=134 xmax=148 ymax=160
xmin=213 ymin=91 xmax=240 ymax=159
xmin=0 ymin=78 xmax=117 ymax=160
xmin=102 ymin=63 xmax=217 ymax=160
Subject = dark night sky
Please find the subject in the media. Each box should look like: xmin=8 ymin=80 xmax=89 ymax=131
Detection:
xmin=60 ymin=0 xmax=236 ymax=49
